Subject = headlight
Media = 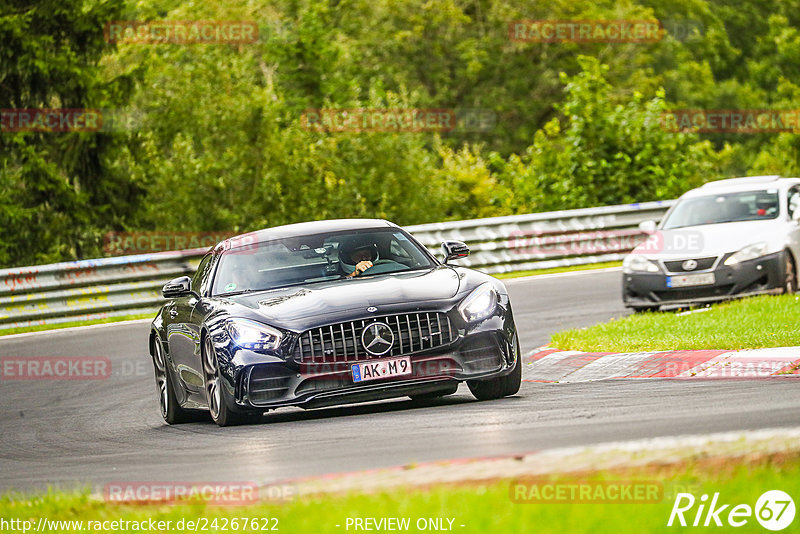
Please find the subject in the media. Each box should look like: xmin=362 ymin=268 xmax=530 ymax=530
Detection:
xmin=723 ymin=242 xmax=770 ymax=265
xmin=226 ymin=319 xmax=282 ymax=351
xmin=622 ymin=255 xmax=659 ymax=273
xmin=458 ymin=283 xmax=498 ymax=322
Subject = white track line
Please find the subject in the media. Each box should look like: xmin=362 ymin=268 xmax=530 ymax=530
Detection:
xmin=501 ymin=266 xmax=622 ymax=284
xmin=0 ymin=318 xmax=152 ymax=341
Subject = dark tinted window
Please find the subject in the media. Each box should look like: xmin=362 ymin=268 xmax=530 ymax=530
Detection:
xmin=212 ymin=229 xmax=434 ymax=295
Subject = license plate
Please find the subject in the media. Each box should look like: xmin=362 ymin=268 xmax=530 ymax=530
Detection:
xmin=352 ymin=356 xmax=412 ymax=383
xmin=666 ymin=273 xmax=715 ymax=288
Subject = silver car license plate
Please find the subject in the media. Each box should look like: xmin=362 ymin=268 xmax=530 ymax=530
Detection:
xmin=666 ymin=273 xmax=715 ymax=288
xmin=352 ymin=356 xmax=412 ymax=382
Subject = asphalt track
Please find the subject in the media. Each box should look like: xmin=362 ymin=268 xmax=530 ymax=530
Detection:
xmin=2 ymin=268 xmax=799 ymax=493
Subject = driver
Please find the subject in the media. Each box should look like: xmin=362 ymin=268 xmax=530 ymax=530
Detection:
xmin=755 ymin=196 xmax=776 ymax=217
xmin=340 ymin=239 xmax=379 ymax=278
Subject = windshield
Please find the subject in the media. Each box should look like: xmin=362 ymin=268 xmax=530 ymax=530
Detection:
xmin=661 ymin=190 xmax=780 ymax=229
xmin=211 ymin=228 xmax=435 ymax=295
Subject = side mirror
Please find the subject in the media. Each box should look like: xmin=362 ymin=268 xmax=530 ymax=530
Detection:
xmin=441 ymin=241 xmax=470 ymax=264
xmin=162 ymin=276 xmax=195 ymax=298
xmin=638 ymin=220 xmax=657 ymax=233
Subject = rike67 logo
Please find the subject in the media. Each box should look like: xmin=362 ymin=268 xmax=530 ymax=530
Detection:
xmin=668 ymin=490 xmax=795 ymax=531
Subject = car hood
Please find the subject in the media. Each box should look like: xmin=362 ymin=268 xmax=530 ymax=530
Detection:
xmin=221 ymin=267 xmax=464 ymax=330
xmin=633 ymin=220 xmax=789 ymax=260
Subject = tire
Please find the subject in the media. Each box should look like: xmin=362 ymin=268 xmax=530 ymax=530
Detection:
xmin=202 ymin=335 xmax=255 ymax=427
xmin=467 ymin=336 xmax=522 ymax=401
xmin=780 ymin=251 xmax=797 ymax=294
xmin=409 ymin=383 xmax=459 ymax=401
xmin=153 ymin=339 xmax=201 ymax=424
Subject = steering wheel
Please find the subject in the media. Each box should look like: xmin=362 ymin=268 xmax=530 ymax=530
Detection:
xmin=358 ymin=259 xmax=407 ymax=275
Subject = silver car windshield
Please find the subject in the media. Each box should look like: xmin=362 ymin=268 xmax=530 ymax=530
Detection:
xmin=661 ymin=190 xmax=780 ymax=229
xmin=212 ymin=228 xmax=435 ymax=295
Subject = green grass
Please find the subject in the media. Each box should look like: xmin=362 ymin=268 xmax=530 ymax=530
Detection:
xmin=494 ymin=261 xmax=621 ymax=279
xmin=0 ymin=312 xmax=154 ymax=337
xmin=1 ymin=453 xmax=797 ymax=533
xmin=551 ymin=294 xmax=800 ymax=352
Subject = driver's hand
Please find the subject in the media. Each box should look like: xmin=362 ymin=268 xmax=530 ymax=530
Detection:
xmin=346 ymin=260 xmax=374 ymax=278
xmin=355 ymin=260 xmax=373 ymax=274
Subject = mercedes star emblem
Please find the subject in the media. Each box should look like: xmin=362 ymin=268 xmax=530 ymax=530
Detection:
xmin=361 ymin=322 xmax=394 ymax=356
xmin=682 ymin=259 xmax=698 ymax=271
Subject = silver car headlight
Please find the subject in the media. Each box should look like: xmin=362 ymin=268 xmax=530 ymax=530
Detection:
xmin=458 ymin=283 xmax=498 ymax=322
xmin=723 ymin=242 xmax=770 ymax=265
xmin=226 ymin=319 xmax=282 ymax=351
xmin=622 ymin=255 xmax=659 ymax=273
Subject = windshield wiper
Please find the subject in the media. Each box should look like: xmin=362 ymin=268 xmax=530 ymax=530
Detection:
xmin=217 ymin=288 xmax=258 ymax=297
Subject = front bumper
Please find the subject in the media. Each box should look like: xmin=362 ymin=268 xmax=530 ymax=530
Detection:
xmin=623 ymin=251 xmax=785 ymax=308
xmin=240 ymin=330 xmax=515 ymax=410
xmin=215 ymin=301 xmax=517 ymax=413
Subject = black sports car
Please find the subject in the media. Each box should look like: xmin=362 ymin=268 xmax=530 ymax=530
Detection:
xmin=148 ymin=219 xmax=521 ymax=426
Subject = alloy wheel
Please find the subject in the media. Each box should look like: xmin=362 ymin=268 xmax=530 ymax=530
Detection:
xmin=203 ymin=336 xmax=221 ymax=421
xmin=153 ymin=340 xmax=169 ymax=418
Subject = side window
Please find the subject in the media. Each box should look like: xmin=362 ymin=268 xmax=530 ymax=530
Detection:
xmin=788 ymin=186 xmax=800 ymax=220
xmin=191 ymin=254 xmax=213 ymax=295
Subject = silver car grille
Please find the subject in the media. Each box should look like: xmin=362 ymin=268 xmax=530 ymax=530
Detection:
xmin=663 ymin=256 xmax=718 ymax=273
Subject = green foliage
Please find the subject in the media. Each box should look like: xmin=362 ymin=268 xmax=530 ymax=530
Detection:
xmin=0 ymin=0 xmax=142 ymax=265
xmin=494 ymin=56 xmax=727 ymax=213
xmin=2 ymin=0 xmax=800 ymax=267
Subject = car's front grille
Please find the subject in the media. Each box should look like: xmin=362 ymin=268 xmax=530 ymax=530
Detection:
xmin=293 ymin=312 xmax=455 ymax=364
xmin=663 ymin=256 xmax=717 ymax=273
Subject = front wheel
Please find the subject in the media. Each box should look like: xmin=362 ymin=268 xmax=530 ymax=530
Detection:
xmin=202 ymin=335 xmax=255 ymax=427
xmin=467 ymin=336 xmax=522 ymax=401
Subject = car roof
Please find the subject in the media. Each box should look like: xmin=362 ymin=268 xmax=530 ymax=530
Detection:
xmin=214 ymin=219 xmax=398 ymax=252
xmin=682 ymin=175 xmax=800 ymax=198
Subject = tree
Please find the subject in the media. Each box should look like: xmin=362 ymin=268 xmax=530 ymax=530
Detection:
xmin=0 ymin=0 xmax=142 ymax=266
xmin=494 ymin=56 xmax=727 ymax=213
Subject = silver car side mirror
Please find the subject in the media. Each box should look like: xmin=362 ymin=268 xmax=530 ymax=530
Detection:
xmin=638 ymin=220 xmax=657 ymax=233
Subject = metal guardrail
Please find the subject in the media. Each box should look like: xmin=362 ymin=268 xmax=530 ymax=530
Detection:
xmin=0 ymin=200 xmax=674 ymax=328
